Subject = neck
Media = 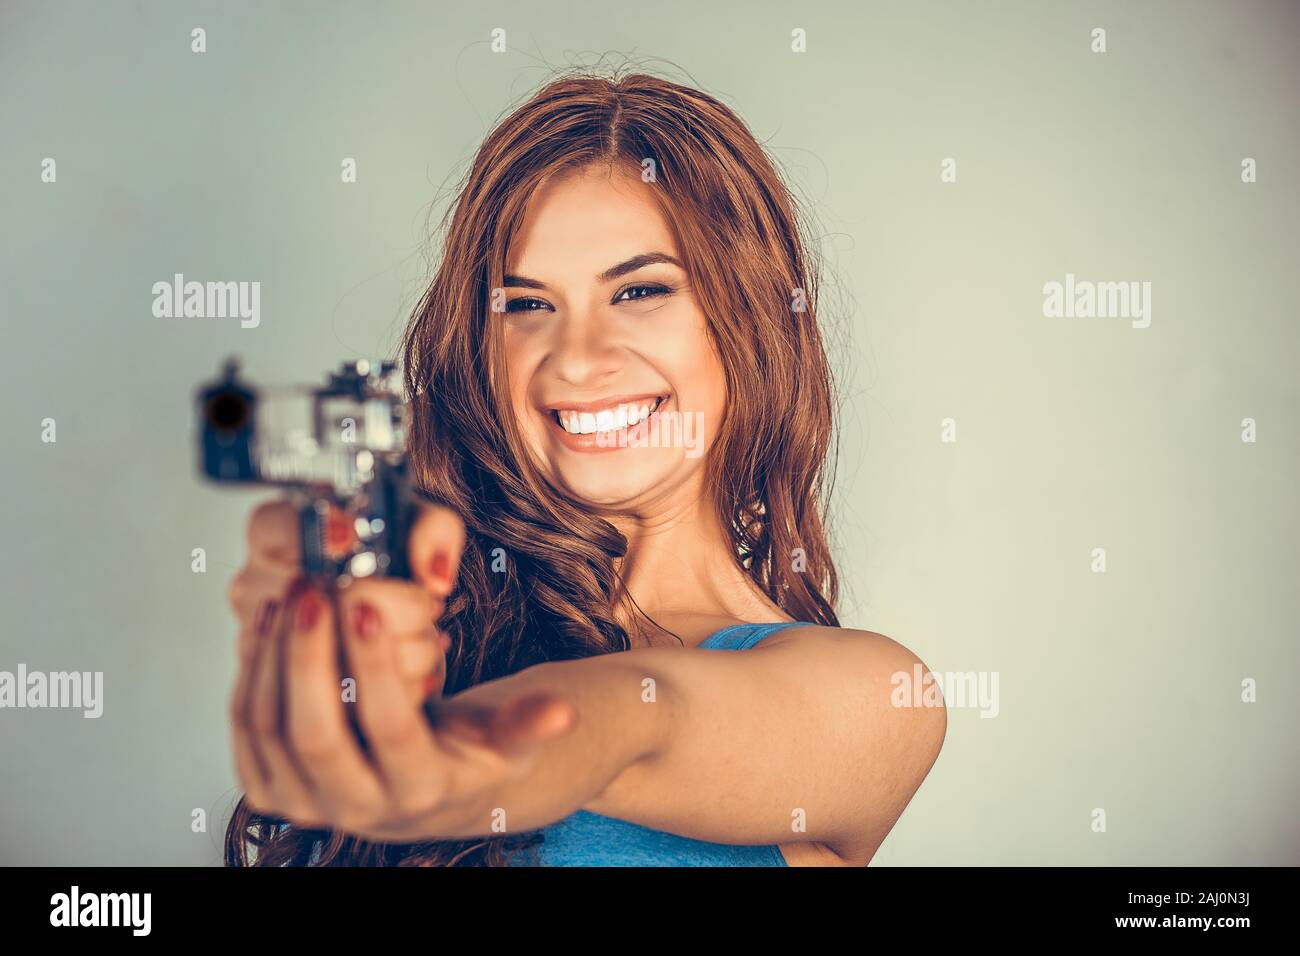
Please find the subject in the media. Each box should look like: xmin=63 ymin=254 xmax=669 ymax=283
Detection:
xmin=605 ymin=482 xmax=786 ymax=647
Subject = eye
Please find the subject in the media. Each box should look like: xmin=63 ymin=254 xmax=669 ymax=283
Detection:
xmin=504 ymin=297 xmax=553 ymax=314
xmin=613 ymin=283 xmax=672 ymax=304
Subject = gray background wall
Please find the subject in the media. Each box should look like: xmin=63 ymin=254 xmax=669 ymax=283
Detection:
xmin=1 ymin=0 xmax=1296 ymax=865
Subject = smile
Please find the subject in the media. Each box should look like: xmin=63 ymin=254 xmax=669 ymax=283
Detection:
xmin=551 ymin=395 xmax=666 ymax=435
xmin=543 ymin=393 xmax=671 ymax=454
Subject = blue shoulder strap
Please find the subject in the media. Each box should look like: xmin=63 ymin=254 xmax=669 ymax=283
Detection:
xmin=699 ymin=621 xmax=809 ymax=650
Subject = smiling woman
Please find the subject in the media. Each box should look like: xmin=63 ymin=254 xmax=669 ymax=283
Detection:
xmin=496 ymin=167 xmax=727 ymax=505
xmin=223 ymin=66 xmax=946 ymax=867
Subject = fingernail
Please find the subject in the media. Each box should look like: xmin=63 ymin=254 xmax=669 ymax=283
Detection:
xmin=423 ymin=674 xmax=439 ymax=697
xmin=325 ymin=508 xmax=355 ymax=554
xmin=430 ymin=550 xmax=451 ymax=582
xmin=294 ymin=590 xmax=321 ymax=631
xmin=351 ymin=602 xmax=379 ymax=641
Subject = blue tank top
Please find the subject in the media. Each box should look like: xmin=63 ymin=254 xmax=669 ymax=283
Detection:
xmin=508 ymin=620 xmax=808 ymax=867
xmin=296 ymin=621 xmax=808 ymax=866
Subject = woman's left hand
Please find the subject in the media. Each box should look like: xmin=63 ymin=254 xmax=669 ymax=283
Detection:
xmin=230 ymin=504 xmax=577 ymax=843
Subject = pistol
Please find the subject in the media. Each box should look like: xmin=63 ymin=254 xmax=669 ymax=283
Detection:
xmin=196 ymin=358 xmax=419 ymax=587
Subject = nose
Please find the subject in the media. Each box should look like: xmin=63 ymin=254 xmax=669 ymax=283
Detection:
xmin=548 ymin=308 xmax=623 ymax=388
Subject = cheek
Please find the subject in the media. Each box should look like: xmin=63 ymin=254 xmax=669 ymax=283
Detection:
xmin=651 ymin=313 xmax=727 ymax=450
xmin=673 ymin=319 xmax=726 ymax=409
xmin=501 ymin=330 xmax=542 ymax=430
xmin=700 ymin=345 xmax=728 ymax=415
xmin=697 ymin=354 xmax=728 ymax=448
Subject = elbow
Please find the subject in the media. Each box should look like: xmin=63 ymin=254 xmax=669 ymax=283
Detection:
xmin=907 ymin=650 xmax=947 ymax=771
xmin=875 ymin=639 xmax=947 ymax=781
xmin=850 ymin=629 xmax=949 ymax=773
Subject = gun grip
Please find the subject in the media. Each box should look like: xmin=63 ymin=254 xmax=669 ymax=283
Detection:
xmin=299 ymin=500 xmax=333 ymax=579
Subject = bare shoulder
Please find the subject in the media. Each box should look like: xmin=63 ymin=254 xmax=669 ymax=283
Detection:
xmin=760 ymin=623 xmax=935 ymax=668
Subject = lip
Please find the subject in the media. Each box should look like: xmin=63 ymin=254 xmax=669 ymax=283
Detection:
xmin=543 ymin=392 xmax=668 ymax=413
xmin=545 ymin=393 xmax=671 ymax=454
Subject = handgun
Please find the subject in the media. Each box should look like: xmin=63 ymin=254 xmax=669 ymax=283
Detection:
xmin=196 ymin=358 xmax=418 ymax=587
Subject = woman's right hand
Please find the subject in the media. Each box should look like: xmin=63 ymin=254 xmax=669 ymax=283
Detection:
xmin=225 ymin=499 xmax=457 ymax=712
xmin=226 ymin=498 xmax=577 ymax=840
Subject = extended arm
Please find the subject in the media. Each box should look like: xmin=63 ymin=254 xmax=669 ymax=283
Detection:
xmin=436 ymin=626 xmax=947 ymax=863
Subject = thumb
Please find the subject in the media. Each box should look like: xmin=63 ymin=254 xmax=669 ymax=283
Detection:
xmin=488 ymin=694 xmax=579 ymax=754
xmin=428 ymin=694 xmax=578 ymax=754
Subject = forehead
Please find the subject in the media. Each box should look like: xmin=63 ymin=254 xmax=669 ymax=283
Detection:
xmin=505 ymin=164 xmax=677 ymax=276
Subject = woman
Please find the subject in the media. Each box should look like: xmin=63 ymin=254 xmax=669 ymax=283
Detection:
xmin=224 ymin=68 xmax=946 ymax=867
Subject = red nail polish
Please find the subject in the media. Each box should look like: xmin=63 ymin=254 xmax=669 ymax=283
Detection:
xmin=423 ymin=674 xmax=439 ymax=697
xmin=352 ymin=602 xmax=379 ymax=641
xmin=325 ymin=508 xmax=355 ymax=556
xmin=294 ymin=591 xmax=321 ymax=631
xmin=430 ymin=551 xmax=450 ymax=581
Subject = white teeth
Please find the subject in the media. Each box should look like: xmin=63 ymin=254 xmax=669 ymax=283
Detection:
xmin=554 ymin=396 xmax=664 ymax=436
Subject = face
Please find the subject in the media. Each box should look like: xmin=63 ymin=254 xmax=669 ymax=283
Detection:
xmin=498 ymin=164 xmax=727 ymax=511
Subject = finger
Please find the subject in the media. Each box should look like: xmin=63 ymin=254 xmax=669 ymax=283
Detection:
xmin=397 ymin=626 xmax=444 ymax=701
xmin=227 ymin=562 xmax=299 ymax=628
xmin=339 ymin=596 xmax=446 ymax=811
xmin=340 ymin=577 xmax=444 ymax=699
xmin=343 ymin=577 xmax=441 ymax=632
xmin=247 ymin=583 xmax=326 ymax=821
xmin=237 ymin=598 xmax=280 ymax=668
xmin=407 ymin=504 xmax=466 ymax=599
xmin=231 ymin=592 xmax=290 ymax=801
xmin=283 ymin=581 xmax=386 ymax=819
xmin=247 ymin=498 xmax=302 ymax=564
xmin=230 ymin=620 xmax=271 ymax=803
xmin=229 ymin=499 xmax=303 ymax=631
xmin=395 ymin=626 xmax=442 ymax=675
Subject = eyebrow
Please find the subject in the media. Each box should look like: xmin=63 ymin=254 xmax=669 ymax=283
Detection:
xmin=503 ymin=252 xmax=683 ymax=289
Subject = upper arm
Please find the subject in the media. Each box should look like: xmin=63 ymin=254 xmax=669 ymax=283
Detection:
xmin=585 ymin=627 xmax=947 ymax=864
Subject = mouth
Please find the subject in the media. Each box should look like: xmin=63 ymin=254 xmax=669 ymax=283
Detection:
xmin=543 ymin=393 xmax=670 ymax=452
xmin=549 ymin=394 xmax=667 ymax=436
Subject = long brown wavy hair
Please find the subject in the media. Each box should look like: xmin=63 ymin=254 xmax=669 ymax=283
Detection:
xmin=226 ymin=63 xmax=841 ymax=867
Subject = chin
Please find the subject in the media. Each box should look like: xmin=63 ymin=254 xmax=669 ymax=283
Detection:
xmin=551 ymin=467 xmax=667 ymax=509
xmin=542 ymin=449 xmax=690 ymax=510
